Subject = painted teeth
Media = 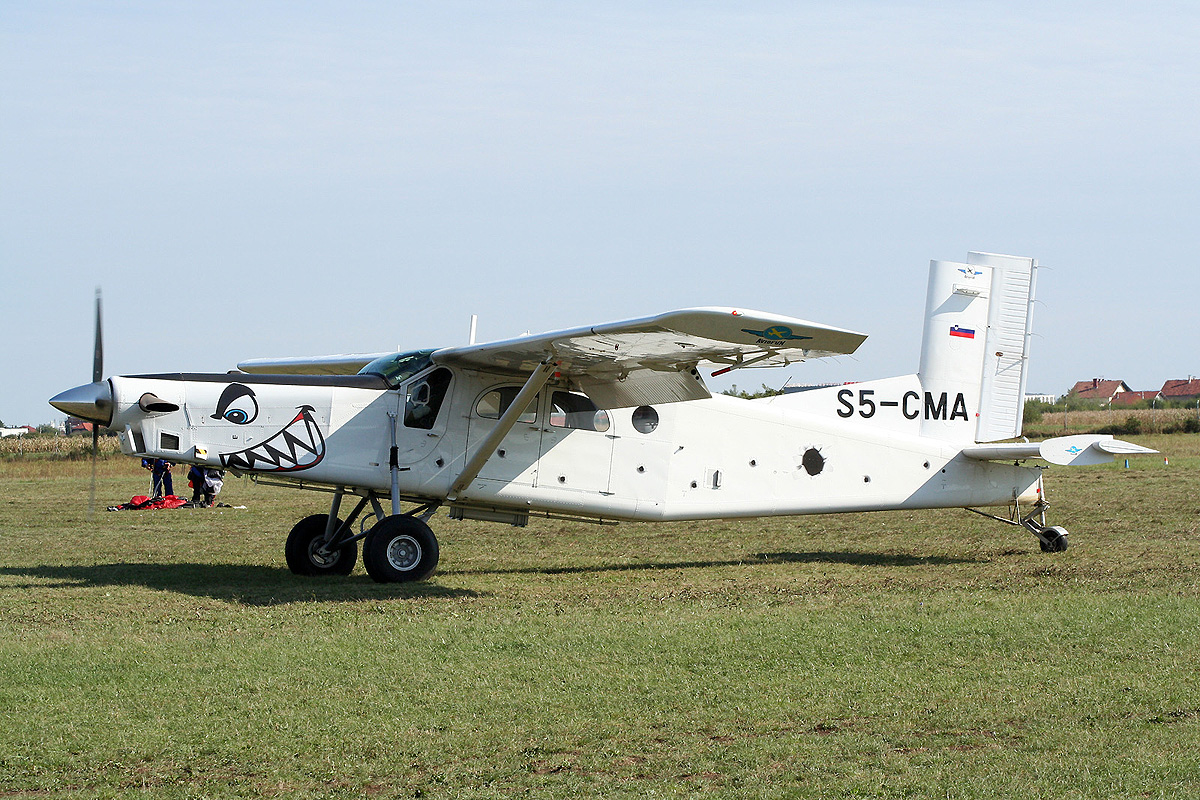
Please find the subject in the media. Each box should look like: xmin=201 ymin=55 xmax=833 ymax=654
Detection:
xmin=221 ymin=409 xmax=325 ymax=472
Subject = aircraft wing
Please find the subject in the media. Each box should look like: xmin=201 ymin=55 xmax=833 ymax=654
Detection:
xmin=961 ymin=435 xmax=1158 ymax=466
xmin=434 ymin=308 xmax=867 ymax=408
xmin=237 ymin=353 xmax=392 ymax=376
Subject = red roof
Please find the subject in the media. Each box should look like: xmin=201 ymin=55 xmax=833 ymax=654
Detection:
xmin=1069 ymin=379 xmax=1130 ymax=401
xmin=1161 ymin=379 xmax=1200 ymax=399
xmin=1111 ymin=390 xmax=1159 ymax=407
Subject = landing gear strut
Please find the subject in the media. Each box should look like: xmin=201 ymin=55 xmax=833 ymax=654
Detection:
xmin=965 ymin=479 xmax=1069 ymax=554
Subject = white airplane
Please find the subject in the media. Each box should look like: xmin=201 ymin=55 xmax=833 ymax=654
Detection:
xmin=51 ymin=252 xmax=1155 ymax=582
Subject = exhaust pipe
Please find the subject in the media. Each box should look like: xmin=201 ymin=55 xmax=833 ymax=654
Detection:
xmin=138 ymin=393 xmax=179 ymax=413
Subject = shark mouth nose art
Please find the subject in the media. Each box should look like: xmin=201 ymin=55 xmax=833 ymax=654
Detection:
xmin=219 ymin=405 xmax=325 ymax=472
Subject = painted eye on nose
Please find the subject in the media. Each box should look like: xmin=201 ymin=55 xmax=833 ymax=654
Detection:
xmin=212 ymin=383 xmax=259 ymax=425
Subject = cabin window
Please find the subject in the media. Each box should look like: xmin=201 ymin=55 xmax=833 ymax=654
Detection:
xmin=631 ymin=405 xmax=659 ymax=434
xmin=475 ymin=387 xmax=538 ymax=423
xmin=404 ymin=368 xmax=452 ymax=430
xmin=549 ymin=391 xmax=610 ymax=432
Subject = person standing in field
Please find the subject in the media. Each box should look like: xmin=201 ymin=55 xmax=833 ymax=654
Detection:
xmin=143 ymin=457 xmax=174 ymax=497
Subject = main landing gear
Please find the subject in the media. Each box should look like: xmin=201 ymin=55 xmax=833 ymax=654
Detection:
xmin=283 ymin=490 xmax=441 ymax=582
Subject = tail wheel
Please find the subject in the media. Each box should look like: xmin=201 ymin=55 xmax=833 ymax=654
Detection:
xmin=285 ymin=514 xmax=357 ymax=576
xmin=363 ymin=515 xmax=439 ymax=583
xmin=1038 ymin=525 xmax=1069 ymax=553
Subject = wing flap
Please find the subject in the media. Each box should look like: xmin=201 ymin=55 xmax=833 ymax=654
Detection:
xmin=577 ymin=367 xmax=711 ymax=409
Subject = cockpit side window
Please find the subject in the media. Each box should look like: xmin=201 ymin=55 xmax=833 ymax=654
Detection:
xmin=404 ymin=368 xmax=452 ymax=430
xmin=475 ymin=387 xmax=538 ymax=423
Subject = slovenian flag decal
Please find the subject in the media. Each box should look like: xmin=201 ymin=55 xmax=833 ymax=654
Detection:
xmin=949 ymin=325 xmax=976 ymax=339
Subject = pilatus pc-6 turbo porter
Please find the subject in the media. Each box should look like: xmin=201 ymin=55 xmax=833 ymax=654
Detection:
xmin=52 ymin=252 xmax=1154 ymax=582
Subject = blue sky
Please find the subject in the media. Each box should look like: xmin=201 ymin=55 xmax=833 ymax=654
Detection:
xmin=2 ymin=1 xmax=1196 ymax=425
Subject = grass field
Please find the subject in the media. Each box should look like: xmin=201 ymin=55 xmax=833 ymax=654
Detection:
xmin=1 ymin=435 xmax=1198 ymax=798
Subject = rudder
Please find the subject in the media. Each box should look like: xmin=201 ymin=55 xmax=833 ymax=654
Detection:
xmin=917 ymin=252 xmax=1037 ymax=443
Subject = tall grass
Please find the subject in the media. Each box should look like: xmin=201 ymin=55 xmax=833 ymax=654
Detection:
xmin=0 ymin=433 xmax=123 ymax=460
xmin=1028 ymin=407 xmax=1200 ymax=437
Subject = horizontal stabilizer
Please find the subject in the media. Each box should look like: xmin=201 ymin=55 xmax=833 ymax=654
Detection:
xmin=961 ymin=434 xmax=1158 ymax=466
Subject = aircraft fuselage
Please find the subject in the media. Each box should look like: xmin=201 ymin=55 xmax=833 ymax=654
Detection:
xmin=108 ymin=365 xmax=1041 ymax=524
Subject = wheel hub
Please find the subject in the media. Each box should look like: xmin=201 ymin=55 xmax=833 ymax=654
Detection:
xmin=386 ymin=534 xmax=422 ymax=571
xmin=308 ymin=539 xmax=341 ymax=567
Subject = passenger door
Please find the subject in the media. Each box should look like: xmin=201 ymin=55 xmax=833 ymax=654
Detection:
xmin=464 ymin=384 xmax=542 ymax=487
xmin=536 ymin=389 xmax=615 ymax=494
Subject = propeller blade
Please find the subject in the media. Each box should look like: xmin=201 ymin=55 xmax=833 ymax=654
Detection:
xmin=93 ymin=287 xmax=103 ymax=383
xmin=88 ymin=425 xmax=99 ymax=520
xmin=89 ymin=287 xmax=103 ymax=520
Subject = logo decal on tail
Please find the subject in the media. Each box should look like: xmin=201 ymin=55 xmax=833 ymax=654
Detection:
xmin=949 ymin=325 xmax=976 ymax=339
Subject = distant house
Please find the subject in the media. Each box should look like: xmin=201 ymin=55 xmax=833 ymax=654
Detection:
xmin=1160 ymin=378 xmax=1200 ymax=403
xmin=64 ymin=417 xmax=94 ymax=435
xmin=1068 ymin=378 xmax=1131 ymax=406
xmin=1112 ymin=390 xmax=1161 ymax=407
xmin=1024 ymin=393 xmax=1058 ymax=404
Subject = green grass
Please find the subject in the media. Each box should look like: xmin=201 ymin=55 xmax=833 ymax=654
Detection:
xmin=1 ymin=435 xmax=1198 ymax=798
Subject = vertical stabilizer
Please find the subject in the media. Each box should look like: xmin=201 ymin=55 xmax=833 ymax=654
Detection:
xmin=917 ymin=252 xmax=1037 ymax=443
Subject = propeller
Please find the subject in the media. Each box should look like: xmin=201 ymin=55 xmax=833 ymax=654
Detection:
xmin=89 ymin=287 xmax=103 ymax=518
xmin=48 ymin=288 xmax=114 ymax=518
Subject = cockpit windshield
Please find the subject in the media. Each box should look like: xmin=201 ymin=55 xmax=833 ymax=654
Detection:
xmin=357 ymin=349 xmax=435 ymax=388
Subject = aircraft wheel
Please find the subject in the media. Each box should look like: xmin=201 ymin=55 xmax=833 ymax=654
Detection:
xmin=1038 ymin=525 xmax=1069 ymax=553
xmin=363 ymin=515 xmax=439 ymax=583
xmin=285 ymin=514 xmax=357 ymax=576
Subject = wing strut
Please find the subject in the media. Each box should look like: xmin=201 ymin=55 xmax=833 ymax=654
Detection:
xmin=448 ymin=358 xmax=557 ymax=501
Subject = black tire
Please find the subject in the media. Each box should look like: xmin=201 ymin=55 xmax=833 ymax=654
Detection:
xmin=285 ymin=514 xmax=357 ymax=576
xmin=362 ymin=515 xmax=439 ymax=583
xmin=1038 ymin=525 xmax=1069 ymax=553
